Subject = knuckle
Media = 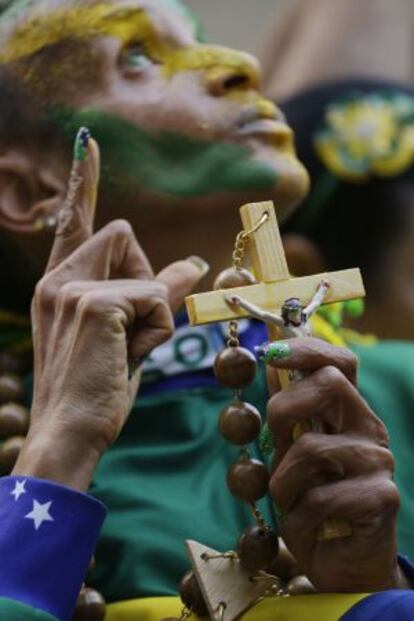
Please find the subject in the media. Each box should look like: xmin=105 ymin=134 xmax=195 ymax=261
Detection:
xmin=317 ymin=365 xmax=347 ymax=393
xmin=377 ymin=480 xmax=400 ymax=515
xmin=34 ymin=278 xmax=56 ymax=309
xmin=375 ymin=420 xmax=390 ymax=448
xmin=342 ymin=349 xmax=358 ymax=377
xmin=382 ymin=448 xmax=395 ymax=474
xmin=108 ymin=219 xmax=133 ymax=239
xmin=304 ymin=486 xmax=325 ymax=512
xmin=58 ymin=282 xmax=81 ymax=308
xmin=295 ymin=433 xmax=322 ymax=462
xmin=77 ymin=292 xmax=101 ymax=317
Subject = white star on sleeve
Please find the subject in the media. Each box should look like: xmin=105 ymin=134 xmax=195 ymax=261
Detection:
xmin=11 ymin=480 xmax=27 ymax=502
xmin=25 ymin=500 xmax=54 ymax=530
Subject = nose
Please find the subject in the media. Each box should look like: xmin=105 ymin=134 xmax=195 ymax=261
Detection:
xmin=167 ymin=44 xmax=261 ymax=96
xmin=203 ymin=46 xmax=261 ymax=96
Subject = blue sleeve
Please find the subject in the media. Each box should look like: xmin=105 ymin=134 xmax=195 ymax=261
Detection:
xmin=0 ymin=476 xmax=106 ymax=621
xmin=341 ymin=591 xmax=414 ymax=620
xmin=341 ymin=557 xmax=414 ymax=620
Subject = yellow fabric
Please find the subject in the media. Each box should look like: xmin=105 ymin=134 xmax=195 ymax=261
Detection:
xmin=310 ymin=314 xmax=347 ymax=347
xmin=106 ymin=594 xmax=369 ymax=621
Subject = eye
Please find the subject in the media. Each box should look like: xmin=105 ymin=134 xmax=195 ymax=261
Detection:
xmin=121 ymin=43 xmax=154 ymax=71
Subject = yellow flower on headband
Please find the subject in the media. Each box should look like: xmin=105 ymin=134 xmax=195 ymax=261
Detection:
xmin=314 ymin=92 xmax=414 ymax=181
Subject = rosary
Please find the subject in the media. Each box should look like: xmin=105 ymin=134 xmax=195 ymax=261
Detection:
xmin=162 ymin=201 xmax=365 ymax=621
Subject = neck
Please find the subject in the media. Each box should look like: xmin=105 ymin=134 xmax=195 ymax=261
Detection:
xmin=137 ymin=207 xmax=242 ymax=291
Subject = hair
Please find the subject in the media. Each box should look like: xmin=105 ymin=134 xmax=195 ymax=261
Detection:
xmin=281 ymin=78 xmax=414 ymax=298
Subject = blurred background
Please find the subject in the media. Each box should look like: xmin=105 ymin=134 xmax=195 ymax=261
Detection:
xmin=186 ymin=0 xmax=414 ymax=100
xmin=186 ymin=0 xmax=288 ymax=53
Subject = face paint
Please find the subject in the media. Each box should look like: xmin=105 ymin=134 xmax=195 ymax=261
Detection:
xmin=48 ymin=106 xmax=278 ymax=199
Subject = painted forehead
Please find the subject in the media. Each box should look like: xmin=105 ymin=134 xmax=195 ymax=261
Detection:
xmin=0 ymin=0 xmax=201 ymax=62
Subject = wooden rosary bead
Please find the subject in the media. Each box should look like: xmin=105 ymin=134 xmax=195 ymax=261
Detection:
xmin=238 ymin=525 xmax=279 ymax=572
xmin=219 ymin=402 xmax=262 ymax=446
xmin=214 ymin=347 xmax=257 ymax=390
xmin=0 ymin=403 xmax=29 ymax=439
xmin=214 ymin=267 xmax=256 ymax=291
xmin=0 ymin=352 xmax=29 ymax=375
xmin=266 ymin=538 xmax=299 ymax=581
xmin=286 ymin=575 xmax=317 ymax=596
xmin=227 ymin=457 xmax=269 ymax=502
xmin=179 ymin=570 xmax=208 ymax=617
xmin=0 ymin=436 xmax=25 ymax=473
xmin=0 ymin=374 xmax=25 ymax=405
xmin=72 ymin=587 xmax=106 ymax=621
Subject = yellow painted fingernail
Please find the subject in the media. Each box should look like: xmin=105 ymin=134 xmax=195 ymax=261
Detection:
xmin=186 ymin=256 xmax=210 ymax=277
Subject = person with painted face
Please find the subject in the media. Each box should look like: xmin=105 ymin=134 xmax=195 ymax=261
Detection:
xmin=0 ymin=2 xmax=409 ymax=621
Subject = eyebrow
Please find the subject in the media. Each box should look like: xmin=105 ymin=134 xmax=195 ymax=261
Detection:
xmin=0 ymin=3 xmax=156 ymax=63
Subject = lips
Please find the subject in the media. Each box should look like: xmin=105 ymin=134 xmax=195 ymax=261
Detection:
xmin=236 ymin=108 xmax=293 ymax=144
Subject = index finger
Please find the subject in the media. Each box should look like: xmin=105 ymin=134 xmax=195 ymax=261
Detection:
xmin=261 ymin=337 xmax=358 ymax=388
xmin=46 ymin=128 xmax=100 ymax=273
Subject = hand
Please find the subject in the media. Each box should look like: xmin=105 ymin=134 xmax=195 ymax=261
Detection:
xmin=13 ymin=129 xmax=207 ymax=491
xmin=266 ymin=338 xmax=402 ymax=592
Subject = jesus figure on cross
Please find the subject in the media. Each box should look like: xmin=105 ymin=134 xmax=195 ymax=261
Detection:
xmin=225 ymin=279 xmax=331 ymax=342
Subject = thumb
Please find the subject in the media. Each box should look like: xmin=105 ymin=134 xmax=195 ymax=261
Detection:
xmin=156 ymin=256 xmax=210 ymax=314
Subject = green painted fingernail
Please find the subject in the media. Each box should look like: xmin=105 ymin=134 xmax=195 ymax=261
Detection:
xmin=262 ymin=342 xmax=292 ymax=363
xmin=74 ymin=127 xmax=91 ymax=161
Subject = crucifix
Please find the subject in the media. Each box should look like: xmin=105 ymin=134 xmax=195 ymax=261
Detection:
xmin=184 ymin=201 xmax=365 ymax=620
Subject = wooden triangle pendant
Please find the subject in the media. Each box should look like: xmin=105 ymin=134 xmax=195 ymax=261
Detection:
xmin=186 ymin=540 xmax=276 ymax=621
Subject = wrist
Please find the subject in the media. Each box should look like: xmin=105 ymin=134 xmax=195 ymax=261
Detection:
xmin=12 ymin=426 xmax=101 ymax=492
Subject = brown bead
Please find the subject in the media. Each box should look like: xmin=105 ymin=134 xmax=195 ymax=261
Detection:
xmin=227 ymin=457 xmax=269 ymax=502
xmin=286 ymin=575 xmax=317 ymax=596
xmin=0 ymin=352 xmax=30 ymax=375
xmin=238 ymin=526 xmax=279 ymax=571
xmin=0 ymin=436 xmax=25 ymax=473
xmin=219 ymin=402 xmax=261 ymax=445
xmin=266 ymin=538 xmax=299 ymax=580
xmin=214 ymin=267 xmax=256 ymax=291
xmin=179 ymin=570 xmax=208 ymax=617
xmin=0 ymin=374 xmax=25 ymax=405
xmin=73 ymin=587 xmax=106 ymax=621
xmin=160 ymin=618 xmax=181 ymax=621
xmin=214 ymin=347 xmax=257 ymax=389
xmin=0 ymin=403 xmax=29 ymax=439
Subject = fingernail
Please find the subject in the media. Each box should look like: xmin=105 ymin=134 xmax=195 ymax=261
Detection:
xmin=74 ymin=127 xmax=91 ymax=162
xmin=256 ymin=342 xmax=292 ymax=363
xmin=186 ymin=255 xmax=210 ymax=277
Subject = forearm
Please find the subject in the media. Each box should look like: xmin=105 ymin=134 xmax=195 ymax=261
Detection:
xmin=13 ymin=427 xmax=101 ymax=493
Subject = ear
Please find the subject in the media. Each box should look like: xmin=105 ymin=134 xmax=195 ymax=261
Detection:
xmin=283 ymin=233 xmax=327 ymax=277
xmin=0 ymin=148 xmax=67 ymax=234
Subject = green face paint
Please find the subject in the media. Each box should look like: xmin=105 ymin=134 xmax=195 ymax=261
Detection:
xmin=261 ymin=342 xmax=292 ymax=363
xmin=48 ymin=106 xmax=278 ymax=200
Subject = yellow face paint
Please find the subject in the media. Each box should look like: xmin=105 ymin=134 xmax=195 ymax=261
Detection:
xmin=0 ymin=1 xmax=260 ymax=86
xmin=0 ymin=3 xmax=169 ymax=63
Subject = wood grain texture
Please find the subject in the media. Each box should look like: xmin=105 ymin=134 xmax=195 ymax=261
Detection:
xmin=240 ymin=202 xmax=289 ymax=282
xmin=187 ymin=540 xmax=275 ymax=621
xmin=186 ymin=269 xmax=365 ymax=326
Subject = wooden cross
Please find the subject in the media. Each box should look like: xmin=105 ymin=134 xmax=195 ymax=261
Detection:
xmin=186 ymin=201 xmax=365 ymax=543
xmin=186 ymin=201 xmax=364 ymax=356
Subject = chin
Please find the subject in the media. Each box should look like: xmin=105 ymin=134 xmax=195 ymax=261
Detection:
xmin=262 ymin=153 xmax=310 ymax=221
